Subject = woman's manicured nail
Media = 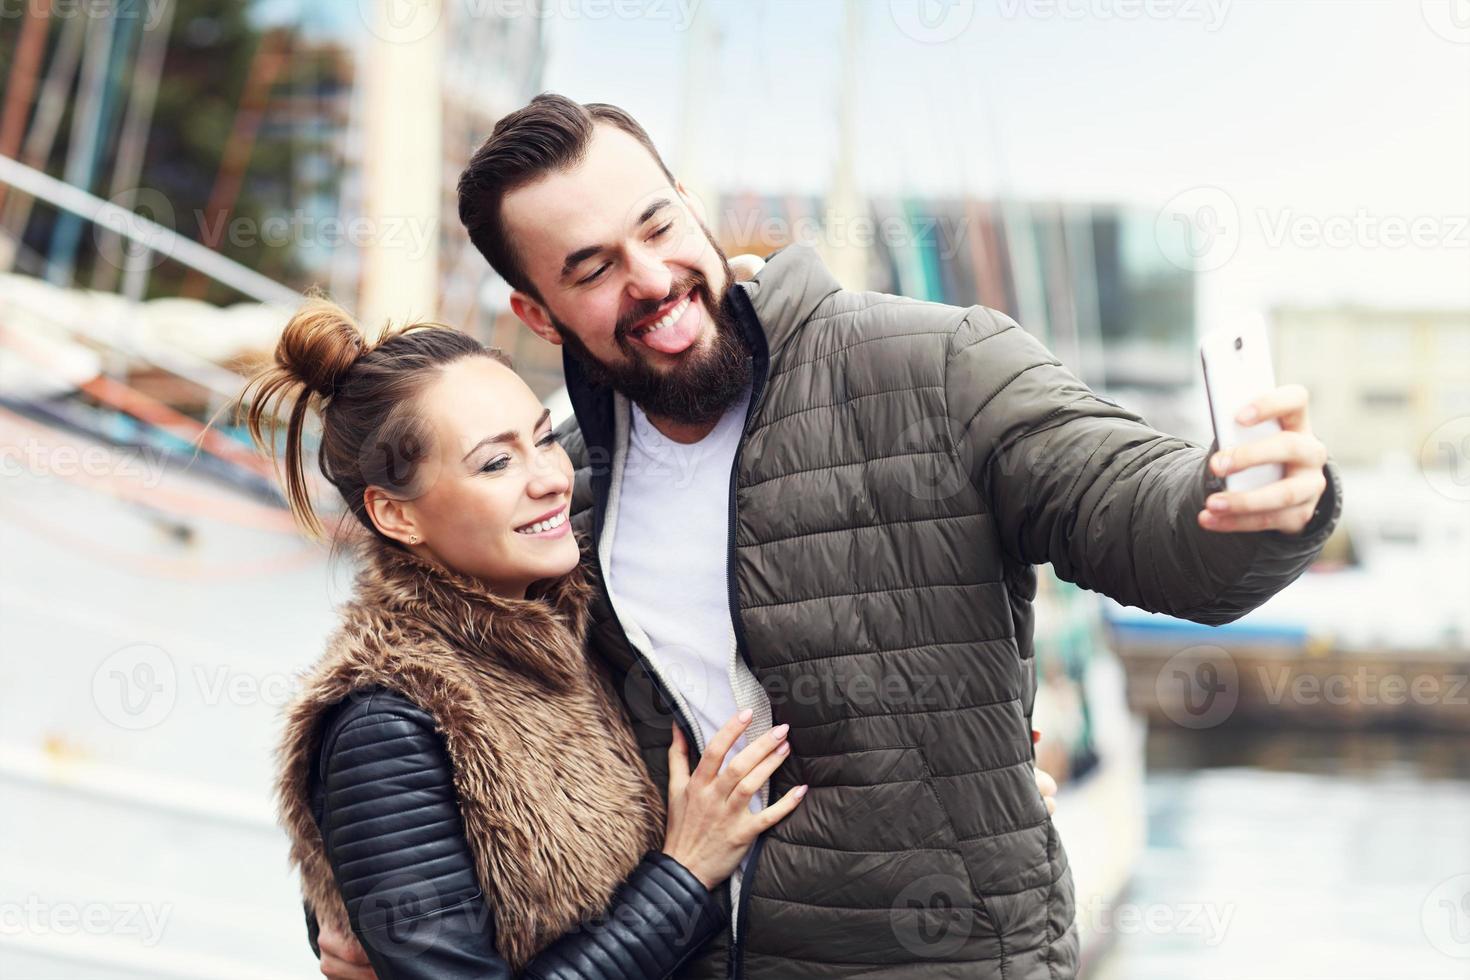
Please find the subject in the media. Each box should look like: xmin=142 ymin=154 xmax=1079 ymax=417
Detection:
xmin=738 ymin=708 xmax=753 ymax=723
xmin=793 ymin=784 xmax=809 ymax=799
xmin=771 ymin=724 xmax=790 ymax=741
xmin=777 ymin=741 xmax=790 ymax=755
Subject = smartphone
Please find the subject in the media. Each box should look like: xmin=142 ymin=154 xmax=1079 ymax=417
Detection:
xmin=1200 ymin=321 xmax=1285 ymax=493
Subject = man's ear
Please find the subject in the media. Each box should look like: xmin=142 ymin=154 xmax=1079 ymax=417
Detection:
xmin=510 ymin=291 xmax=561 ymax=346
xmin=675 ymin=179 xmax=707 ymax=226
xmin=363 ymin=486 xmax=421 ymax=546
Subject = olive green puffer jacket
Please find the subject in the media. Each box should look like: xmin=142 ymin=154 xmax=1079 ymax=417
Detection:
xmin=559 ymin=244 xmax=1341 ymax=979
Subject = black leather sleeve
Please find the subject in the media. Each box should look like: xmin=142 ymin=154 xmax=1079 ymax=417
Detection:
xmin=312 ymin=689 xmax=723 ymax=980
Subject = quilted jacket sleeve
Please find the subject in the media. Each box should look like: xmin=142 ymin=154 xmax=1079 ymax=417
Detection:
xmin=313 ymin=690 xmax=724 ymax=980
xmin=943 ymin=307 xmax=1342 ymax=626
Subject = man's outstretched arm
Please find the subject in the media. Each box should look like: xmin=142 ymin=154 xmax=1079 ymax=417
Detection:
xmin=944 ymin=308 xmax=1341 ymax=626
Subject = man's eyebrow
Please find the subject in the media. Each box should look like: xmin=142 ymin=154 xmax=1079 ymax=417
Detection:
xmin=558 ymin=198 xmax=672 ymax=282
xmin=461 ymin=409 xmax=552 ymax=462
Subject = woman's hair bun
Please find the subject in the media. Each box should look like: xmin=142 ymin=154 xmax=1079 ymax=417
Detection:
xmin=274 ymin=296 xmax=365 ymax=398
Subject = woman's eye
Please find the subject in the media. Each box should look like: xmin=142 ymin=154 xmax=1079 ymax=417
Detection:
xmin=650 ymin=222 xmax=673 ymax=240
xmin=537 ymin=432 xmax=559 ymax=448
xmin=479 ymin=456 xmax=510 ymax=474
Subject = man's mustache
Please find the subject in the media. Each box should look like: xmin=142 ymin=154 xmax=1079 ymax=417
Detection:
xmin=614 ymin=275 xmax=707 ymax=342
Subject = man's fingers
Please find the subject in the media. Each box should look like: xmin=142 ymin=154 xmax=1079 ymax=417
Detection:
xmin=1238 ymin=383 xmax=1309 ymax=430
xmin=1206 ymin=470 xmax=1326 ymax=516
xmin=1034 ymin=767 xmax=1058 ymax=802
xmin=1199 ymin=501 xmax=1316 ymax=535
xmin=1211 ymin=430 xmax=1325 ymax=477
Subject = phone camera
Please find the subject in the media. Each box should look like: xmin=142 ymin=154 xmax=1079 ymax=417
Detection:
xmin=1233 ymin=336 xmax=1243 ymax=351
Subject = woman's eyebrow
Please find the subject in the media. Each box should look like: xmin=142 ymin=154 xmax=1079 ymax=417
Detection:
xmin=461 ymin=409 xmax=551 ymax=461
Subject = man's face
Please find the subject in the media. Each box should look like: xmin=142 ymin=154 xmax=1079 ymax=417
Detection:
xmin=502 ymin=124 xmax=750 ymax=424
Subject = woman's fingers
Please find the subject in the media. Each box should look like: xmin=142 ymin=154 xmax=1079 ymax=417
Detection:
xmin=317 ymin=925 xmax=376 ymax=980
xmin=729 ymin=732 xmax=793 ymax=804
xmin=666 ymin=723 xmax=690 ymax=798
xmin=719 ymin=724 xmax=790 ymax=795
xmin=752 ymin=783 xmax=809 ymax=831
xmin=692 ymin=709 xmax=753 ymax=785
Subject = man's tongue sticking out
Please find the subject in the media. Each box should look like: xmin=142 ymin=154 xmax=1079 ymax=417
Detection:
xmin=632 ymin=292 xmax=701 ymax=356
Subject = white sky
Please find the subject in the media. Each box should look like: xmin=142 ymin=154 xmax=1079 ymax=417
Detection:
xmin=542 ymin=0 xmax=1470 ymax=325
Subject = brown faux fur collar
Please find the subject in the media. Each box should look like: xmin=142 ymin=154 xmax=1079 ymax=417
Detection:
xmin=276 ymin=537 xmax=665 ymax=968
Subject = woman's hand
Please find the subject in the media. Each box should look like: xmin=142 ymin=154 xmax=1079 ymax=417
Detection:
xmin=317 ymin=924 xmax=375 ymax=980
xmin=661 ymin=711 xmax=807 ymax=890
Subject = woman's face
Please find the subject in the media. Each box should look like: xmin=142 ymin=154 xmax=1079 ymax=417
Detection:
xmin=373 ymin=356 xmax=580 ymax=598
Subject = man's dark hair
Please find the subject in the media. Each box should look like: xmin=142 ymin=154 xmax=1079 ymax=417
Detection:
xmin=457 ymin=93 xmax=677 ymax=302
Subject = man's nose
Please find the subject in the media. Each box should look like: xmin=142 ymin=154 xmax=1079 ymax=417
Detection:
xmin=624 ymin=245 xmax=673 ymax=303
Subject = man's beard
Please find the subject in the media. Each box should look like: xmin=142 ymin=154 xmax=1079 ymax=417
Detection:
xmin=553 ymin=258 xmax=752 ymax=427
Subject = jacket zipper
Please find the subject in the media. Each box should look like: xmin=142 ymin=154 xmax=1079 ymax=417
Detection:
xmin=726 ymin=282 xmax=771 ymax=980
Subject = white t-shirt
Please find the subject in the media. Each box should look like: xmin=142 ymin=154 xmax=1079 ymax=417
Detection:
xmin=606 ymin=386 xmax=762 ymax=820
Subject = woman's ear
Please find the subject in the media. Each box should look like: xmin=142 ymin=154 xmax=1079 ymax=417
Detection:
xmin=363 ymin=486 xmax=421 ymax=546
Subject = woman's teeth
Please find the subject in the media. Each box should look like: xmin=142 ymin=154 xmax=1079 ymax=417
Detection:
xmin=516 ymin=511 xmax=567 ymax=535
xmin=635 ymin=294 xmax=691 ymax=337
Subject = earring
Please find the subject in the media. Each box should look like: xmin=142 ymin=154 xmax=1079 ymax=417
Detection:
xmin=409 ymin=535 xmax=419 ymax=544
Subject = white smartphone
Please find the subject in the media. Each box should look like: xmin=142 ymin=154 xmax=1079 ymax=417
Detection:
xmin=1200 ymin=321 xmax=1285 ymax=493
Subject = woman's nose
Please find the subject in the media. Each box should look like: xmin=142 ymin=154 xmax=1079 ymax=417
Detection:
xmin=527 ymin=458 xmax=571 ymax=498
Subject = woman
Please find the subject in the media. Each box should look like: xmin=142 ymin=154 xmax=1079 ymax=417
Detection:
xmin=238 ymin=298 xmax=807 ymax=979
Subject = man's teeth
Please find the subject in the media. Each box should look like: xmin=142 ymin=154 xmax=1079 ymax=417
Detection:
xmin=517 ymin=511 xmax=567 ymax=535
xmin=637 ymin=295 xmax=691 ymax=336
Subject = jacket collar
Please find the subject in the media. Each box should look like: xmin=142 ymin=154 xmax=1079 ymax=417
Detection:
xmin=348 ymin=534 xmax=593 ymax=689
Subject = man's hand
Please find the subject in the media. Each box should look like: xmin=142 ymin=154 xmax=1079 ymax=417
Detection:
xmin=1200 ymin=383 xmax=1329 ymax=536
xmin=318 ymin=924 xmax=376 ymax=980
xmin=1035 ymin=766 xmax=1058 ymax=815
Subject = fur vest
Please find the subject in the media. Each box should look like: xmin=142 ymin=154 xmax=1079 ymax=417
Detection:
xmin=276 ymin=537 xmax=666 ymax=969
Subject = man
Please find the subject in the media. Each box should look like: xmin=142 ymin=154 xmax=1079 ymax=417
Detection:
xmin=320 ymin=93 xmax=1340 ymax=979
